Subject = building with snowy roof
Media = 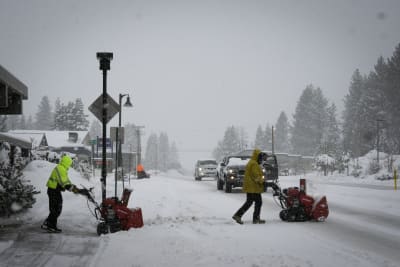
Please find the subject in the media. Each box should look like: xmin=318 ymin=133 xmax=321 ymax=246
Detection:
xmin=8 ymin=130 xmax=92 ymax=161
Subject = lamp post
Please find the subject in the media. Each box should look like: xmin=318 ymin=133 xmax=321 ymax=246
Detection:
xmin=96 ymin=52 xmax=113 ymax=202
xmin=116 ymin=93 xmax=133 ymax=191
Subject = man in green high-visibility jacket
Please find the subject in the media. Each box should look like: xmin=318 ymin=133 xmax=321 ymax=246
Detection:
xmin=41 ymin=155 xmax=80 ymax=233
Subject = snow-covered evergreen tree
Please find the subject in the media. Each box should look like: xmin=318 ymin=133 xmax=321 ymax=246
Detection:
xmin=275 ymin=111 xmax=290 ymax=153
xmin=264 ymin=124 xmax=272 ymax=151
xmin=254 ymin=125 xmax=265 ymax=150
xmin=144 ymin=133 xmax=158 ymax=170
xmin=71 ymin=98 xmax=89 ymax=131
xmin=54 ymin=101 xmax=75 ymax=130
xmin=321 ymin=103 xmax=341 ymax=158
xmin=291 ymin=84 xmax=328 ymax=156
xmin=385 ymin=44 xmax=400 ymax=153
xmin=35 ymin=96 xmax=53 ymax=130
xmin=0 ymin=142 xmax=38 ymax=217
xmin=158 ymin=132 xmax=170 ymax=172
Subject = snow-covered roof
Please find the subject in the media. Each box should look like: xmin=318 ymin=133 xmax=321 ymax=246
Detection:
xmin=0 ymin=132 xmax=32 ymax=149
xmin=8 ymin=130 xmax=91 ymax=149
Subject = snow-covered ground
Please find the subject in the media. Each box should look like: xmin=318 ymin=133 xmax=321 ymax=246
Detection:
xmin=1 ymin=160 xmax=399 ymax=267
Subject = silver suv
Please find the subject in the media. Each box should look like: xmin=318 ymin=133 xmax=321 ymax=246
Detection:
xmin=194 ymin=159 xmax=218 ymax=181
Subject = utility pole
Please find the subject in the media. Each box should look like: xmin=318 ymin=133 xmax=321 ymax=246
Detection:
xmin=135 ymin=126 xmax=145 ymax=165
xmin=271 ymin=126 xmax=275 ymax=154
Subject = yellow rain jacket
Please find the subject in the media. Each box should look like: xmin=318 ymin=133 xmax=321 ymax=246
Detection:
xmin=242 ymin=149 xmax=265 ymax=193
xmin=46 ymin=155 xmax=73 ymax=190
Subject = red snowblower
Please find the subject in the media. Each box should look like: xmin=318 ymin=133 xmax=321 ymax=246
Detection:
xmin=79 ymin=186 xmax=143 ymax=235
xmin=268 ymin=178 xmax=329 ymax=222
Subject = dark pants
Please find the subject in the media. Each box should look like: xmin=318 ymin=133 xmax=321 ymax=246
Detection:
xmin=234 ymin=193 xmax=262 ymax=221
xmin=46 ymin=188 xmax=63 ymax=228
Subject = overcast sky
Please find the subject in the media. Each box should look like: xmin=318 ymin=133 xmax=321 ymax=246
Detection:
xmin=1 ymin=0 xmax=399 ymax=169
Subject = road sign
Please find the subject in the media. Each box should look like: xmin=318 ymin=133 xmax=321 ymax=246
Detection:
xmin=89 ymin=93 xmax=120 ymax=124
xmin=97 ymin=138 xmax=112 ymax=148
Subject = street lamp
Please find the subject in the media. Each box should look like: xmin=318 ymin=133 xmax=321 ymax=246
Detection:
xmin=115 ymin=93 xmax=133 ymax=191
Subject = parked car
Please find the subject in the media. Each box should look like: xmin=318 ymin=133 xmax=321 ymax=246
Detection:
xmin=217 ymin=155 xmax=250 ymax=193
xmin=194 ymin=159 xmax=218 ymax=181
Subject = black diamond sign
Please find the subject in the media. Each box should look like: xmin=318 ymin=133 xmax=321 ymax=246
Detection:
xmin=89 ymin=93 xmax=120 ymax=124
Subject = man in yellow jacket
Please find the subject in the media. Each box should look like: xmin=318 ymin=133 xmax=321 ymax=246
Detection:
xmin=232 ymin=149 xmax=266 ymax=224
xmin=41 ymin=155 xmax=79 ymax=233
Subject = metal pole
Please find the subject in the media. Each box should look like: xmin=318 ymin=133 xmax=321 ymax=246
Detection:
xmin=101 ymin=68 xmax=107 ymax=202
xmin=271 ymin=126 xmax=275 ymax=154
xmin=114 ymin=127 xmax=119 ymax=198
xmin=119 ymin=94 xmax=124 ymax=191
xmin=128 ymin=144 xmax=132 ymax=185
xmin=96 ymin=52 xmax=113 ymax=203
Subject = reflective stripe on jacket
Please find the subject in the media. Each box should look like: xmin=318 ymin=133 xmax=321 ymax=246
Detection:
xmin=46 ymin=155 xmax=73 ymax=190
xmin=242 ymin=149 xmax=265 ymax=193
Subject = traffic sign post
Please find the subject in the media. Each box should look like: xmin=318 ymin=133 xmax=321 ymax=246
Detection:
xmin=95 ymin=52 xmax=113 ymax=203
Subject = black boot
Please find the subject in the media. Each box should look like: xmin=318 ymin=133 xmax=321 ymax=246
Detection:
xmin=232 ymin=215 xmax=244 ymax=224
xmin=253 ymin=218 xmax=266 ymax=224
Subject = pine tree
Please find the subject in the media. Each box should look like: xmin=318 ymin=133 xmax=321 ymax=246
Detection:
xmin=35 ymin=96 xmax=53 ymax=130
xmin=264 ymin=124 xmax=272 ymax=151
xmin=322 ymin=103 xmax=341 ymax=157
xmin=54 ymin=101 xmax=75 ymax=130
xmin=291 ymin=85 xmax=328 ymax=156
xmin=0 ymin=145 xmax=38 ymax=217
xmin=237 ymin=126 xmax=248 ymax=151
xmin=144 ymin=133 xmax=158 ymax=170
xmin=275 ymin=111 xmax=290 ymax=153
xmin=385 ymin=44 xmax=400 ymax=153
xmin=254 ymin=125 xmax=265 ymax=150
xmin=72 ymin=98 xmax=89 ymax=131
xmin=158 ymin=132 xmax=170 ymax=172
xmin=213 ymin=126 xmax=242 ymax=160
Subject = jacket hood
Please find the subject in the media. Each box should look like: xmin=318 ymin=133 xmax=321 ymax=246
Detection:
xmin=60 ymin=155 xmax=73 ymax=169
xmin=251 ymin=149 xmax=261 ymax=161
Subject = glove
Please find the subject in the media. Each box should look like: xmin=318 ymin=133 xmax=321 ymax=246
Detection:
xmin=71 ymin=184 xmax=79 ymax=194
xmin=78 ymin=188 xmax=89 ymax=196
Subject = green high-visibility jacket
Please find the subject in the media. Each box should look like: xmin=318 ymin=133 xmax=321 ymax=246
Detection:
xmin=242 ymin=149 xmax=265 ymax=193
xmin=46 ymin=155 xmax=73 ymax=190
